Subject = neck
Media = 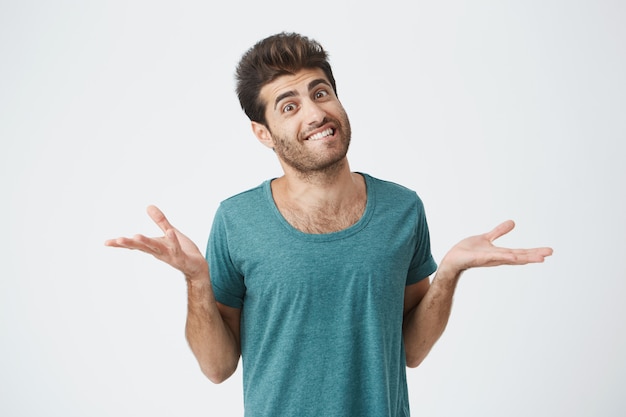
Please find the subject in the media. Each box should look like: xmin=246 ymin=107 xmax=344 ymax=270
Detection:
xmin=273 ymin=159 xmax=362 ymax=210
xmin=271 ymin=161 xmax=367 ymax=234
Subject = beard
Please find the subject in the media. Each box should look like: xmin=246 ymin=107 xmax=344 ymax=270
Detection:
xmin=269 ymin=112 xmax=352 ymax=179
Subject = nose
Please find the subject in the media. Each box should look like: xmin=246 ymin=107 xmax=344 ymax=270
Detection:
xmin=302 ymin=98 xmax=325 ymax=126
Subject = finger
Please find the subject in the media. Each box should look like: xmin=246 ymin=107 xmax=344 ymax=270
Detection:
xmin=104 ymin=235 xmax=165 ymax=255
xmin=494 ymin=247 xmax=554 ymax=265
xmin=104 ymin=238 xmax=122 ymax=247
xmin=485 ymin=220 xmax=515 ymax=242
xmin=133 ymin=233 xmax=168 ymax=254
xmin=520 ymin=247 xmax=553 ymax=258
xmin=524 ymin=247 xmax=554 ymax=262
xmin=104 ymin=236 xmax=142 ymax=250
xmin=540 ymin=247 xmax=554 ymax=257
xmin=104 ymin=238 xmax=121 ymax=248
xmin=501 ymin=246 xmax=554 ymax=258
xmin=165 ymin=228 xmax=181 ymax=255
xmin=147 ymin=205 xmax=174 ymax=234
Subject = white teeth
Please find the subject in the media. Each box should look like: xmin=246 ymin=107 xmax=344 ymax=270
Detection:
xmin=308 ymin=128 xmax=334 ymax=141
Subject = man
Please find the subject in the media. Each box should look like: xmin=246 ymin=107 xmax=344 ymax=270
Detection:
xmin=105 ymin=32 xmax=552 ymax=416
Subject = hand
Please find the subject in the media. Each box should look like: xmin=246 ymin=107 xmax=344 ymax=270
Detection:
xmin=105 ymin=205 xmax=208 ymax=280
xmin=441 ymin=220 xmax=553 ymax=275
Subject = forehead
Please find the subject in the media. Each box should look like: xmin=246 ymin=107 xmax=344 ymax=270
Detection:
xmin=260 ymin=67 xmax=330 ymax=104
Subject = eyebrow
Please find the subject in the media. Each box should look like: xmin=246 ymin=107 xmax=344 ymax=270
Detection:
xmin=273 ymin=78 xmax=332 ymax=110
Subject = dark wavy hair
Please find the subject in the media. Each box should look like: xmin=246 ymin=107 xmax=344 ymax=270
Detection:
xmin=235 ymin=32 xmax=337 ymax=126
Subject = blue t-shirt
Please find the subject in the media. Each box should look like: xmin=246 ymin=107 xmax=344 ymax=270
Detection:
xmin=207 ymin=173 xmax=437 ymax=417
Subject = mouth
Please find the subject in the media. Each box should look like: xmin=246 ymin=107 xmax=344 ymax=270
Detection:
xmin=305 ymin=127 xmax=335 ymax=141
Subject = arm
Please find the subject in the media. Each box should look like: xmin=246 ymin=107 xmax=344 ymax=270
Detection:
xmin=105 ymin=205 xmax=241 ymax=383
xmin=402 ymin=220 xmax=553 ymax=368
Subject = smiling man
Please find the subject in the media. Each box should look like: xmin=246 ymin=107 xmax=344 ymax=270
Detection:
xmin=106 ymin=32 xmax=552 ymax=416
xmin=253 ymin=68 xmax=352 ymax=178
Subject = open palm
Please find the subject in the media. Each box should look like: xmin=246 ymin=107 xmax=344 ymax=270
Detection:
xmin=105 ymin=205 xmax=208 ymax=279
xmin=442 ymin=220 xmax=553 ymax=273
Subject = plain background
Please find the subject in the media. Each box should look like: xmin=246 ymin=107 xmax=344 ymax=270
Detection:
xmin=1 ymin=0 xmax=625 ymax=415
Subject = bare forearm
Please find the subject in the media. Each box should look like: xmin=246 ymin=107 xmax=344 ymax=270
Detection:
xmin=104 ymin=206 xmax=241 ymax=382
xmin=403 ymin=220 xmax=553 ymax=368
xmin=403 ymin=264 xmax=461 ymax=368
xmin=185 ymin=270 xmax=240 ymax=384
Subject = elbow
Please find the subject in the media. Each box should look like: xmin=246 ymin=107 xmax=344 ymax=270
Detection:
xmin=405 ymin=348 xmax=430 ymax=369
xmin=200 ymin=361 xmax=238 ymax=384
xmin=202 ymin=368 xmax=232 ymax=385
xmin=406 ymin=356 xmax=424 ymax=369
xmin=204 ymin=371 xmax=228 ymax=385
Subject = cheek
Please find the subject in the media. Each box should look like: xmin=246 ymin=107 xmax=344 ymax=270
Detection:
xmin=272 ymin=122 xmax=300 ymax=142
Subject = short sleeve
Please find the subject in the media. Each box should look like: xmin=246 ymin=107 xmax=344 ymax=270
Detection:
xmin=206 ymin=206 xmax=246 ymax=308
xmin=406 ymin=194 xmax=438 ymax=285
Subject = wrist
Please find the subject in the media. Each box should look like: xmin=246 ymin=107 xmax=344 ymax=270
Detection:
xmin=186 ymin=269 xmax=214 ymax=305
xmin=185 ymin=262 xmax=210 ymax=286
xmin=435 ymin=258 xmax=464 ymax=283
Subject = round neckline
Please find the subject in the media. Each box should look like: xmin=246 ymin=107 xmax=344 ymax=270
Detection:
xmin=263 ymin=172 xmax=375 ymax=242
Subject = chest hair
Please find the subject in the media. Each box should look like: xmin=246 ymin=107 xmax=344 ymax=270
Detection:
xmin=277 ymin=197 xmax=366 ymax=234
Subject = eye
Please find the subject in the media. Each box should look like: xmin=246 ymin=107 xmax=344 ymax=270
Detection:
xmin=314 ymin=89 xmax=329 ymax=100
xmin=282 ymin=103 xmax=296 ymax=113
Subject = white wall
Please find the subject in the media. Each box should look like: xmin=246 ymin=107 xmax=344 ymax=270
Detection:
xmin=1 ymin=1 xmax=624 ymax=415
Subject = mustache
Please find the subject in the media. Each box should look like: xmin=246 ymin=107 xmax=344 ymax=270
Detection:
xmin=300 ymin=117 xmax=337 ymax=139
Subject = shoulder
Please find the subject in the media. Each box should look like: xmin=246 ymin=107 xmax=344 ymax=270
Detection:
xmin=218 ymin=180 xmax=270 ymax=212
xmin=213 ymin=180 xmax=277 ymax=234
xmin=361 ymin=173 xmax=425 ymax=205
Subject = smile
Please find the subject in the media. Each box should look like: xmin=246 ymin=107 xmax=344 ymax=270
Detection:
xmin=306 ymin=128 xmax=335 ymax=141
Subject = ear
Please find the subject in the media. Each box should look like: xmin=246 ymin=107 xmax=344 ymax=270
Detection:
xmin=251 ymin=121 xmax=275 ymax=149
